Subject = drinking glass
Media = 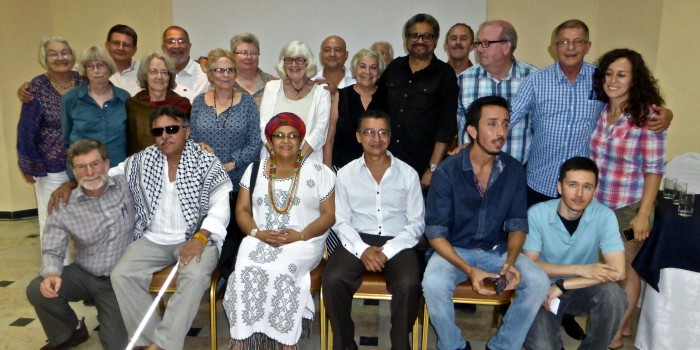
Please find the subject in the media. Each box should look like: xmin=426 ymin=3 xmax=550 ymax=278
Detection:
xmin=663 ymin=177 xmax=677 ymax=199
xmin=678 ymin=192 xmax=695 ymax=217
xmin=673 ymin=182 xmax=688 ymax=205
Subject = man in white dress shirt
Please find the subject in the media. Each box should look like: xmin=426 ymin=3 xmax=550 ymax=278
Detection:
xmin=160 ymin=26 xmax=209 ymax=102
xmin=322 ymin=110 xmax=425 ymax=350
xmin=314 ymin=35 xmax=356 ymax=90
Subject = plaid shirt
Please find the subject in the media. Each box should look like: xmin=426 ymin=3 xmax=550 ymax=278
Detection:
xmin=590 ymin=106 xmax=666 ymax=209
xmin=456 ymin=58 xmax=537 ymax=163
xmin=510 ymin=61 xmax=605 ymax=197
xmin=40 ymin=175 xmax=135 ymax=278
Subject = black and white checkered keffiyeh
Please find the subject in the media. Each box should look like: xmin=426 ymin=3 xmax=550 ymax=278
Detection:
xmin=125 ymin=140 xmax=230 ymax=241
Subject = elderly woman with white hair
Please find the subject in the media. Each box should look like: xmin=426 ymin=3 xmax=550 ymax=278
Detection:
xmin=17 ymin=36 xmax=84 ymax=249
xmin=126 ymin=52 xmax=191 ymax=154
xmin=230 ymin=32 xmax=276 ymax=108
xmin=259 ymin=41 xmax=331 ymax=163
xmin=61 ymin=46 xmax=130 ymax=171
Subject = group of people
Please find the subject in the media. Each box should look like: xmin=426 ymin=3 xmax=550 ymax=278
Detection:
xmin=17 ymin=11 xmax=671 ymax=350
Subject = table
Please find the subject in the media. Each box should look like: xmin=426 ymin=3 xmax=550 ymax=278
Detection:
xmin=633 ymin=191 xmax=700 ymax=350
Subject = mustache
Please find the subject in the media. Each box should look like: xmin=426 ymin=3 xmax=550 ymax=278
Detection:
xmin=451 ymin=44 xmax=465 ymax=50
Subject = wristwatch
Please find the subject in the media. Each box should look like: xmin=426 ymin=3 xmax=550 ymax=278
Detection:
xmin=249 ymin=228 xmax=259 ymax=238
xmin=429 ymin=163 xmax=438 ymax=172
xmin=555 ymin=278 xmax=568 ymax=293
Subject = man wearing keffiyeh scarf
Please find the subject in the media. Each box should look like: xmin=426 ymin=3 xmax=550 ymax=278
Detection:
xmin=111 ymin=105 xmax=233 ymax=350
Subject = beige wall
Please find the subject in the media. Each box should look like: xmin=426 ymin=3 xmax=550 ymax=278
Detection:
xmin=487 ymin=0 xmax=698 ymax=161
xmin=0 ymin=0 xmax=171 ymax=212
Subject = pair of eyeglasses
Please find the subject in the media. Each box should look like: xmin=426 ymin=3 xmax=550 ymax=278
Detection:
xmin=148 ymin=69 xmax=169 ymax=76
xmin=74 ymin=160 xmax=105 ymax=172
xmin=555 ymin=39 xmax=589 ymax=48
xmin=408 ymin=33 xmax=435 ymax=42
xmin=84 ymin=62 xmax=106 ymax=71
xmin=150 ymin=125 xmax=187 ymax=137
xmin=165 ymin=38 xmax=188 ymax=45
xmin=270 ymin=132 xmax=301 ymax=140
xmin=234 ymin=51 xmax=259 ymax=57
xmin=360 ymin=129 xmax=390 ymax=138
xmin=210 ymin=67 xmax=235 ymax=74
xmin=283 ymin=57 xmax=307 ymax=65
xmin=47 ymin=51 xmax=72 ymax=59
xmin=109 ymin=40 xmax=134 ymax=49
xmin=473 ymin=40 xmax=509 ymax=49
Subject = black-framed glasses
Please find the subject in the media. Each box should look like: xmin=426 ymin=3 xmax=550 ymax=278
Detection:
xmin=210 ymin=67 xmax=235 ymax=74
xmin=555 ymin=39 xmax=589 ymax=48
xmin=150 ymin=125 xmax=187 ymax=137
xmin=234 ymin=51 xmax=259 ymax=57
xmin=408 ymin=33 xmax=435 ymax=42
xmin=360 ymin=129 xmax=390 ymax=138
xmin=283 ymin=57 xmax=307 ymax=65
xmin=473 ymin=40 xmax=509 ymax=49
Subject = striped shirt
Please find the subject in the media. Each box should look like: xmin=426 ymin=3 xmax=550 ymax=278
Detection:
xmin=510 ymin=61 xmax=604 ymax=197
xmin=590 ymin=106 xmax=666 ymax=209
xmin=40 ymin=175 xmax=135 ymax=278
xmin=456 ymin=58 xmax=537 ymax=163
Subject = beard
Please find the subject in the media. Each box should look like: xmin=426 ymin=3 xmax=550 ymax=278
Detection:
xmin=475 ymin=135 xmax=504 ymax=156
xmin=79 ymin=173 xmax=108 ymax=191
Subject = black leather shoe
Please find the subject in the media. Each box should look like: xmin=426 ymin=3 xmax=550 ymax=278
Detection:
xmin=40 ymin=317 xmax=89 ymax=350
xmin=561 ymin=314 xmax=585 ymax=340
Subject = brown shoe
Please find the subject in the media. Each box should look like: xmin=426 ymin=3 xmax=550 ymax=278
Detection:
xmin=40 ymin=317 xmax=89 ymax=350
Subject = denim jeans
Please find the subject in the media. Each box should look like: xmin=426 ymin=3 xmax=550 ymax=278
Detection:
xmin=422 ymin=247 xmax=549 ymax=350
xmin=523 ymin=282 xmax=626 ymax=350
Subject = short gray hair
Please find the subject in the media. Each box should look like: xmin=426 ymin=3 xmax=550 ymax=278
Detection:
xmin=351 ymin=48 xmax=386 ymax=77
xmin=137 ymin=52 xmax=177 ymax=90
xmin=370 ymin=41 xmax=394 ymax=59
xmin=68 ymin=139 xmax=108 ymax=168
xmin=230 ymin=32 xmax=260 ymax=53
xmin=78 ymin=46 xmax=117 ymax=76
xmin=38 ymin=36 xmax=76 ymax=70
xmin=479 ymin=20 xmax=518 ymax=52
xmin=275 ymin=41 xmax=318 ymax=79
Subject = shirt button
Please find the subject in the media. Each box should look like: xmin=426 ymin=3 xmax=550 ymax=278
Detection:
xmin=376 ymin=191 xmax=379 ymax=194
xmin=404 ymin=93 xmax=408 ymax=97
xmin=399 ymin=109 xmax=404 ymax=113
xmin=396 ymin=139 xmax=400 ymax=143
xmin=408 ymin=80 xmax=412 ymax=84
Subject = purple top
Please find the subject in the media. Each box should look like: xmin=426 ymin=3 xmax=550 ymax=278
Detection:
xmin=17 ymin=72 xmax=85 ymax=176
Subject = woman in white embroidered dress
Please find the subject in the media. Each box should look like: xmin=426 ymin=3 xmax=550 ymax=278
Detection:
xmin=224 ymin=112 xmax=335 ymax=349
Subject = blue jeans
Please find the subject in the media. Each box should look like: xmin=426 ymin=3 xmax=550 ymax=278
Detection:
xmin=524 ymin=283 xmax=626 ymax=350
xmin=422 ymin=247 xmax=549 ymax=350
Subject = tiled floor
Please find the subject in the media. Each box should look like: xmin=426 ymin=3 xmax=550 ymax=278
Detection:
xmin=0 ymin=218 xmax=638 ymax=349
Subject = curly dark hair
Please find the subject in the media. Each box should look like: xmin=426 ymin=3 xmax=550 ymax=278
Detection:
xmin=593 ymin=48 xmax=664 ymax=127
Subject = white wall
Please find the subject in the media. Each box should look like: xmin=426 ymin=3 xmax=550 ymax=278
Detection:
xmin=174 ymin=0 xmax=486 ymax=73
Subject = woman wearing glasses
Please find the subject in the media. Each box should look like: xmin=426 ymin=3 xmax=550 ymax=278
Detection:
xmin=125 ymin=52 xmax=191 ymax=154
xmin=17 ymin=37 xmax=84 ymax=251
xmin=230 ymin=32 xmax=276 ymax=108
xmin=323 ymin=48 xmax=386 ymax=170
xmin=259 ymin=41 xmax=331 ymax=163
xmin=61 ymin=46 xmax=129 ymax=173
xmin=189 ymin=48 xmax=261 ymax=278
xmin=224 ymin=113 xmax=335 ymax=350
xmin=589 ymin=48 xmax=666 ymax=349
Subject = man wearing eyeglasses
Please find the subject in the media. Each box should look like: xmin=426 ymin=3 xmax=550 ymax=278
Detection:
xmin=314 ymin=35 xmax=356 ymax=90
xmin=455 ymin=20 xmax=537 ymax=160
xmin=27 ymin=139 xmax=133 ymax=350
xmin=323 ymin=110 xmax=424 ymax=350
xmin=161 ymin=26 xmax=209 ymax=102
xmin=379 ymin=13 xmax=458 ymax=191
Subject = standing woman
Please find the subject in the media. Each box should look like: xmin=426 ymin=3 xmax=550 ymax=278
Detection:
xmin=259 ymin=41 xmax=331 ymax=163
xmin=126 ymin=52 xmax=191 ymax=154
xmin=190 ymin=48 xmax=261 ymax=277
xmin=230 ymin=32 xmax=276 ymax=108
xmin=224 ymin=113 xmax=335 ymax=349
xmin=17 ymin=37 xmax=84 ymax=246
xmin=61 ymin=46 xmax=129 ymax=174
xmin=323 ymin=48 xmax=386 ymax=169
xmin=590 ymin=48 xmax=666 ymax=349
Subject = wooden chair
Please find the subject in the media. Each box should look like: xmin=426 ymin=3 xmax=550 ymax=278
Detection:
xmin=309 ymin=259 xmax=327 ymax=350
xmin=148 ymin=264 xmax=221 ymax=350
xmin=320 ymin=271 xmax=422 ymax=350
xmin=421 ymin=282 xmax=514 ymax=350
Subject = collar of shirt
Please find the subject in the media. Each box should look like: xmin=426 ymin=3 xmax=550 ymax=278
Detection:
xmin=118 ymin=60 xmax=138 ymax=75
xmin=397 ymin=54 xmax=442 ymax=75
xmin=459 ymin=145 xmax=506 ymax=190
xmin=74 ymin=175 xmax=118 ymax=201
xmin=180 ymin=59 xmax=200 ymax=77
xmin=554 ymin=60 xmax=593 ymax=84
xmin=358 ymin=150 xmax=397 ymax=174
xmin=546 ymin=198 xmax=597 ymax=228
xmin=75 ymin=82 xmax=128 ymax=103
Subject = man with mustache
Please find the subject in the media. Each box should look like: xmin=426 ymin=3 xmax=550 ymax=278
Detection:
xmin=422 ymin=96 xmax=548 ymax=350
xmin=445 ymin=23 xmax=474 ymax=75
xmin=379 ymin=13 xmax=458 ymax=191
xmin=26 ymin=139 xmax=134 ymax=350
xmin=455 ymin=20 xmax=537 ymax=158
xmin=161 ymin=26 xmax=209 ymax=102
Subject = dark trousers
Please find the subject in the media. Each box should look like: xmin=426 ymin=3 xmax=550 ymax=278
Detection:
xmin=527 ymin=185 xmax=557 ymax=208
xmin=219 ymin=191 xmax=244 ymax=279
xmin=26 ymin=264 xmax=127 ymax=350
xmin=322 ymin=233 xmax=421 ymax=350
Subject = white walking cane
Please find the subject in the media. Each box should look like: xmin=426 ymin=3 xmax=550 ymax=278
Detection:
xmin=125 ymin=259 xmax=180 ymax=350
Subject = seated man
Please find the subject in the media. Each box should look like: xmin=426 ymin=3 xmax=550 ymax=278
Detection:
xmin=110 ymin=105 xmax=232 ymax=350
xmin=27 ymin=139 xmax=134 ymax=350
xmin=323 ymin=110 xmax=425 ymax=350
xmin=523 ymin=157 xmax=626 ymax=350
xmin=422 ymin=96 xmax=549 ymax=350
